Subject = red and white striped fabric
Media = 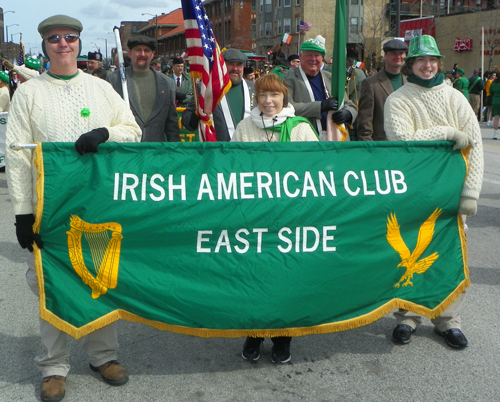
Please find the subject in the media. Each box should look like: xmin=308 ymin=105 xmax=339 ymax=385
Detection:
xmin=182 ymin=0 xmax=231 ymax=142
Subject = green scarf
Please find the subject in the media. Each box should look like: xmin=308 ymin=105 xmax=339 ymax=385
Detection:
xmin=407 ymin=73 xmax=444 ymax=88
xmin=265 ymin=116 xmax=318 ymax=142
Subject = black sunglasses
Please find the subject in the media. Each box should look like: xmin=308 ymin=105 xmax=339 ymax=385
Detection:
xmin=45 ymin=34 xmax=80 ymax=44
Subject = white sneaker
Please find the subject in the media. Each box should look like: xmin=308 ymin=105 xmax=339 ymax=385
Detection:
xmin=487 ymin=121 xmax=492 ymax=126
xmin=493 ymin=131 xmax=498 ymax=140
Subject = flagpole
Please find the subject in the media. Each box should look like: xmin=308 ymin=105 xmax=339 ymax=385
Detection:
xmin=113 ymin=26 xmax=130 ymax=109
xmin=327 ymin=0 xmax=348 ymax=141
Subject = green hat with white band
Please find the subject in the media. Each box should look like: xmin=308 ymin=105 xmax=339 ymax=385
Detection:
xmin=25 ymin=56 xmax=41 ymax=70
xmin=300 ymin=35 xmax=326 ymax=56
xmin=404 ymin=35 xmax=444 ymax=60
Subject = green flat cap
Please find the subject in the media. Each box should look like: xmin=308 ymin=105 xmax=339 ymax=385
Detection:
xmin=222 ymin=49 xmax=248 ymax=63
xmin=38 ymin=15 xmax=83 ymax=37
xmin=127 ymin=36 xmax=156 ymax=52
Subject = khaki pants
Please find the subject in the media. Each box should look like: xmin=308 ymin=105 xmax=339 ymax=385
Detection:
xmin=26 ymin=253 xmax=119 ymax=377
xmin=393 ymin=291 xmax=466 ymax=332
xmin=469 ymin=94 xmax=481 ymax=118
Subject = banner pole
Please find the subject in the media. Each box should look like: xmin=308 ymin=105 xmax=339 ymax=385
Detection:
xmin=113 ymin=26 xmax=130 ymax=109
xmin=10 ymin=143 xmax=37 ymax=150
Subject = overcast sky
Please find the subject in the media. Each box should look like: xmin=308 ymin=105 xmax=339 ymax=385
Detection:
xmin=4 ymin=0 xmax=179 ymax=60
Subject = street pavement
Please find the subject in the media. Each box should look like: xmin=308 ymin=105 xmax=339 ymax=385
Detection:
xmin=1 ymin=125 xmax=499 ymax=402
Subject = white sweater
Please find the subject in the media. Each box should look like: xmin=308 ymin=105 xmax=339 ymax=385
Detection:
xmin=232 ymin=116 xmax=319 ymax=143
xmin=6 ymin=71 xmax=142 ymax=215
xmin=384 ymin=82 xmax=483 ymax=200
xmin=0 ymin=86 xmax=9 ymax=112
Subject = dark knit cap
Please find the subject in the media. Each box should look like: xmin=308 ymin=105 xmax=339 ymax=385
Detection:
xmin=288 ymin=54 xmax=299 ymax=62
xmin=38 ymin=15 xmax=83 ymax=37
xmin=172 ymin=57 xmax=184 ymax=65
xmin=346 ymin=48 xmax=359 ymax=59
xmin=88 ymin=52 xmax=102 ymax=61
xmin=127 ymin=36 xmax=156 ymax=52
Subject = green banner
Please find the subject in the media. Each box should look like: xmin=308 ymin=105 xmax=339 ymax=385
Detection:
xmin=33 ymin=142 xmax=469 ymax=339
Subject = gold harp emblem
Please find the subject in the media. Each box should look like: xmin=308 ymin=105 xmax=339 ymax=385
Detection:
xmin=67 ymin=215 xmax=123 ymax=299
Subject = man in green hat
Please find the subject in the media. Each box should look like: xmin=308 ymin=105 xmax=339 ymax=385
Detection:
xmin=384 ymin=35 xmax=483 ymax=350
xmin=454 ymin=68 xmax=469 ymax=100
xmin=285 ymin=35 xmax=357 ymax=140
xmin=6 ymin=14 xmax=141 ymax=402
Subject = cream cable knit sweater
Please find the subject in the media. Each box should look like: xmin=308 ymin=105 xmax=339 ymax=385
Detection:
xmin=384 ymin=82 xmax=483 ymax=200
xmin=6 ymin=71 xmax=141 ymax=215
xmin=232 ymin=117 xmax=319 ymax=143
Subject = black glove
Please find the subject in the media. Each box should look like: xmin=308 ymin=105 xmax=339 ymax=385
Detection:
xmin=188 ymin=111 xmax=200 ymax=129
xmin=320 ymin=97 xmax=338 ymax=113
xmin=175 ymin=92 xmax=187 ymax=102
xmin=15 ymin=214 xmax=43 ymax=252
xmin=75 ymin=128 xmax=109 ymax=155
xmin=332 ymin=109 xmax=352 ymax=125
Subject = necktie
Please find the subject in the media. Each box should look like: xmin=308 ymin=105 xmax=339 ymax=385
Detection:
xmin=177 ymin=77 xmax=181 ymax=89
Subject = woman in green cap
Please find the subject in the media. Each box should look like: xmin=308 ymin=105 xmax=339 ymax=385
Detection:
xmin=383 ymin=35 xmax=483 ymax=349
xmin=0 ymin=71 xmax=10 ymax=111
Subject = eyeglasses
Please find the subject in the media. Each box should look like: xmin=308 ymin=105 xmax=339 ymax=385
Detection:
xmin=45 ymin=34 xmax=80 ymax=44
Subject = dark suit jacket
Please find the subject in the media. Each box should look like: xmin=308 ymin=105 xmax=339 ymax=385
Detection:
xmin=357 ymin=69 xmax=405 ymax=141
xmin=285 ymin=67 xmax=357 ymax=135
xmin=107 ymin=67 xmax=180 ymax=142
xmin=182 ymin=80 xmax=255 ymax=142
xmin=166 ymin=72 xmax=194 ymax=107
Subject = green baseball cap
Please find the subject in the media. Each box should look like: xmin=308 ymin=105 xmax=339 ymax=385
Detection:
xmin=404 ymin=35 xmax=443 ymax=60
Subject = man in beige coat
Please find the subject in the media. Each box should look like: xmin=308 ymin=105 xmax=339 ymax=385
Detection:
xmin=357 ymin=39 xmax=408 ymax=141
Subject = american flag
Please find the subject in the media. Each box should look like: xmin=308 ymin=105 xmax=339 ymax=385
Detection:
xmin=17 ymin=39 xmax=24 ymax=66
xmin=181 ymin=0 xmax=231 ymax=142
xmin=299 ymin=20 xmax=312 ymax=31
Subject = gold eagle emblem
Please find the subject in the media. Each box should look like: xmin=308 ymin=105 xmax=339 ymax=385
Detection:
xmin=386 ymin=208 xmax=442 ymax=288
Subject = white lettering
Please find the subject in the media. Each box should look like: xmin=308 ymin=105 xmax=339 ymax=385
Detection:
xmin=257 ymin=172 xmax=273 ymax=198
xmin=361 ymin=171 xmax=375 ymax=196
xmin=218 ymin=172 xmax=238 ymax=200
xmin=198 ymin=174 xmax=215 ymax=200
xmin=234 ymin=229 xmax=250 ymax=253
xmin=318 ymin=171 xmax=336 ymax=196
xmin=323 ymin=226 xmax=336 ymax=252
xmin=253 ymin=228 xmax=268 ymax=253
xmin=150 ymin=174 xmax=165 ymax=201
xmin=169 ymin=175 xmax=186 ymax=201
xmin=122 ymin=173 xmax=139 ymax=201
xmin=283 ymin=172 xmax=300 ymax=198
xmin=344 ymin=171 xmax=360 ymax=196
xmin=277 ymin=227 xmax=293 ymax=253
xmin=302 ymin=172 xmax=319 ymax=197
xmin=391 ymin=170 xmax=407 ymax=194
xmin=197 ymin=230 xmax=212 ymax=253
xmin=302 ymin=226 xmax=320 ymax=252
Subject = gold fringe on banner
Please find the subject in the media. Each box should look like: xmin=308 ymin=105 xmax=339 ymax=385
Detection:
xmin=37 ymin=276 xmax=470 ymax=340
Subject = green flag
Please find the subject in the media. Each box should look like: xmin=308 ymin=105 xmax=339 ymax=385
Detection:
xmin=331 ymin=0 xmax=347 ymax=106
xmin=33 ymin=142 xmax=469 ymax=339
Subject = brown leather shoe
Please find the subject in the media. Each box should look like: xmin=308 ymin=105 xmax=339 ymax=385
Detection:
xmin=90 ymin=360 xmax=129 ymax=386
xmin=41 ymin=375 xmax=66 ymax=402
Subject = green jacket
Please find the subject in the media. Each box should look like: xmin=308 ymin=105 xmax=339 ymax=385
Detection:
xmin=453 ymin=76 xmax=469 ymax=100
